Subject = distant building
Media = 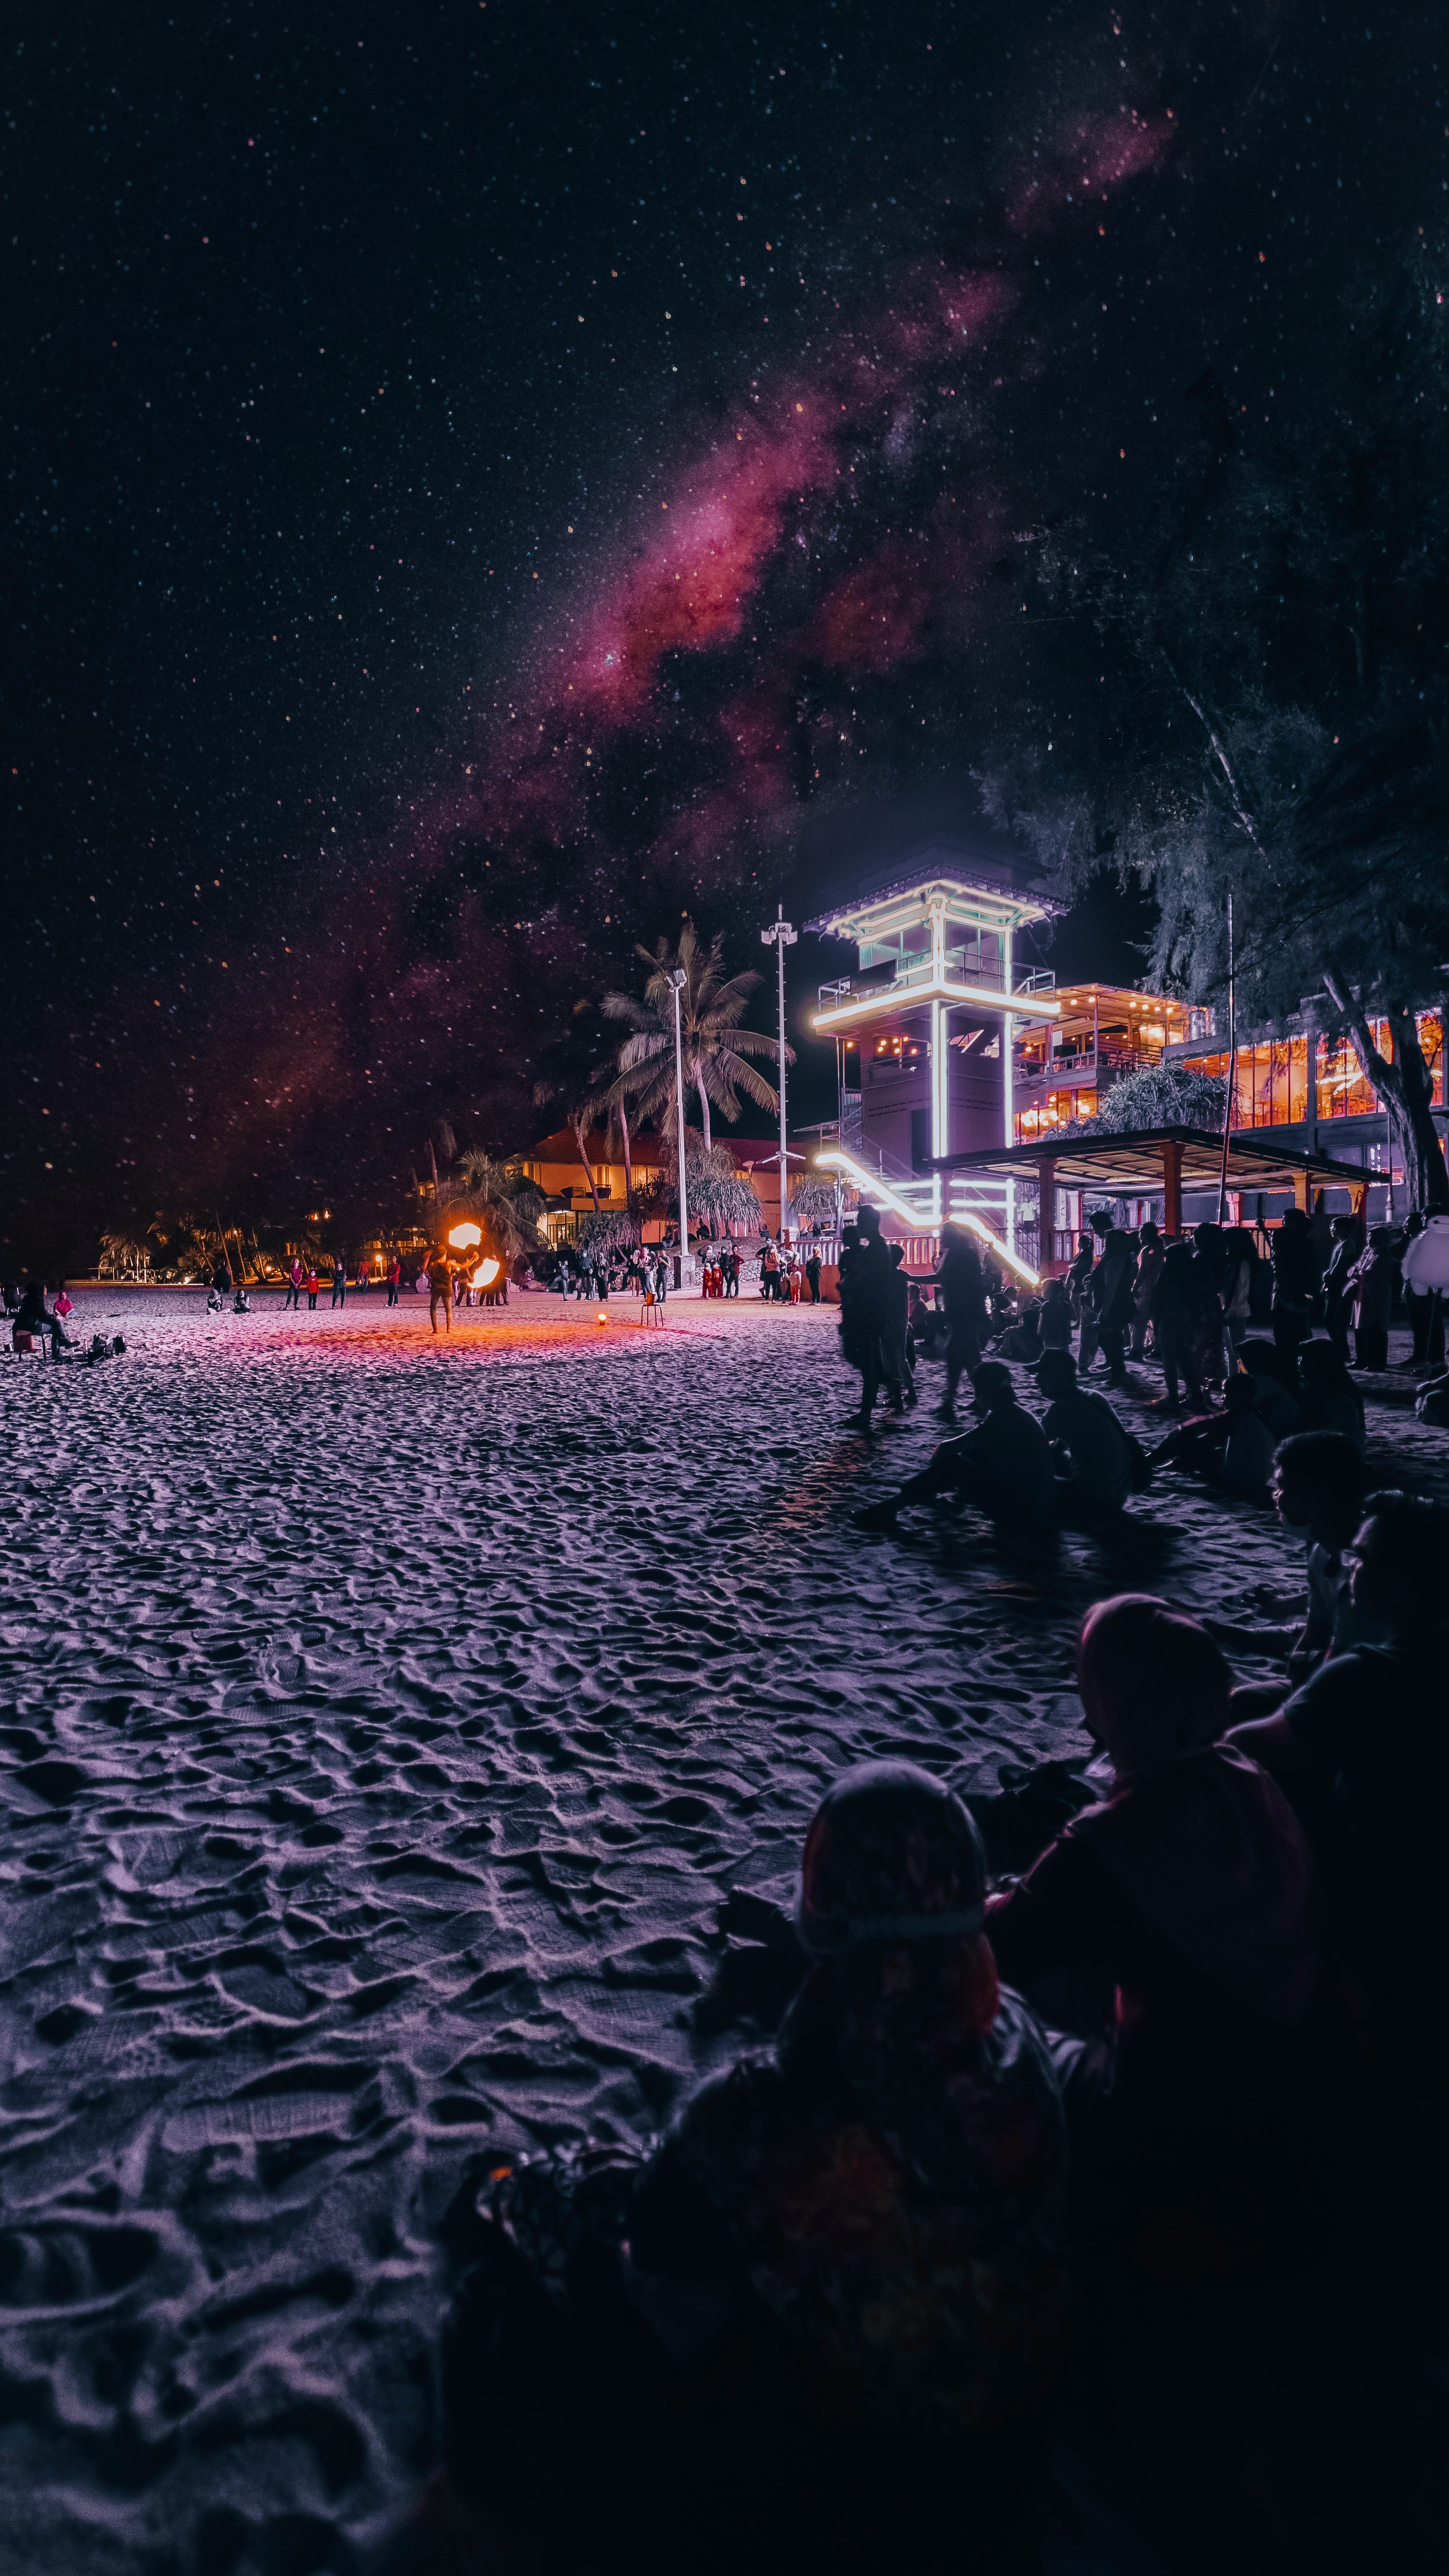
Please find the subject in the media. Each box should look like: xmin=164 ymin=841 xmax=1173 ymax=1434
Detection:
xmin=508 ymin=1126 xmax=804 ymax=1243
xmin=801 ymin=839 xmax=1446 ymax=1266
xmin=805 ymin=841 xmax=1061 ymax=1267
xmin=1161 ymin=1003 xmax=1444 ymax=1214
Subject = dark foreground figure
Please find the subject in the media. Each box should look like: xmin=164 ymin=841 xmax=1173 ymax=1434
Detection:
xmin=415 ymin=1765 xmax=1069 ymax=2575
xmin=387 ymin=1586 xmax=1446 ymax=2576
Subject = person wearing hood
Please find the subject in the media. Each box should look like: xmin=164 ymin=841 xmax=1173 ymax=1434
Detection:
xmin=988 ymin=1594 xmax=1331 ymax=2199
xmin=436 ymin=1765 xmax=1069 ymax=2573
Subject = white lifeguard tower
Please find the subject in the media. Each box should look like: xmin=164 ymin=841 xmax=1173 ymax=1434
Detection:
xmin=805 ymin=846 xmax=1062 ymax=1275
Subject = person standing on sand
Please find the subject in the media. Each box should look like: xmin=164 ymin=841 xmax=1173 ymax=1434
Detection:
xmin=285 ymin=1258 xmax=304 ymax=1310
xmin=805 ymin=1247 xmax=822 ymax=1305
xmin=428 ymin=1249 xmax=453 ymax=1335
xmin=331 ymin=1257 xmax=347 ymax=1311
xmin=386 ymin=1255 xmax=402 ymax=1307
xmin=306 ymin=1268 xmax=319 ymax=1311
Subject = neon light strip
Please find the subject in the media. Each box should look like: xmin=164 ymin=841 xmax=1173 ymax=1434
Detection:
xmin=813 ymin=1148 xmax=1040 ymax=1286
xmin=812 ymin=977 xmax=1062 ymax=1033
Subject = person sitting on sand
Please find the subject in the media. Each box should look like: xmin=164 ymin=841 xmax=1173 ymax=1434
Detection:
xmin=427 ymin=1249 xmax=453 ymax=1334
xmin=1226 ymin=1492 xmax=1449 ymax=2092
xmin=988 ymin=1595 xmax=1329 ymax=2209
xmin=1233 ymin=1337 xmax=1302 ymax=1439
xmin=1151 ymin=1371 xmax=1276 ymax=1498
xmin=1036 ymin=1349 xmax=1136 ymax=1529
xmin=1295 ymin=1337 xmax=1367 ymax=1450
xmin=855 ymin=1360 xmax=1056 ymax=1543
xmin=1040 ymin=1276 xmax=1073 ymax=1352
xmin=15 ymin=1279 xmax=72 ymax=1354
xmin=438 ymin=1762 xmax=1069 ymax=2572
xmin=1207 ymin=1434 xmax=1375 ymax=1712
xmin=232 ymin=1287 xmax=251 ymax=1316
xmin=998 ymin=1297 xmax=1044 ymax=1364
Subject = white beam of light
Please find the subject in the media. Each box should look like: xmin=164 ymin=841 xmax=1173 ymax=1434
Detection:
xmin=812 ymin=1148 xmax=1040 ymax=1286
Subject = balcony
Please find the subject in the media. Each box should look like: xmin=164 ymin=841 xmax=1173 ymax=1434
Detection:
xmin=817 ymin=962 xmax=1057 ymax=1011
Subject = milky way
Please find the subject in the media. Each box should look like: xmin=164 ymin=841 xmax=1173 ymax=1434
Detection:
xmin=3 ymin=3 xmax=1437 ymax=1261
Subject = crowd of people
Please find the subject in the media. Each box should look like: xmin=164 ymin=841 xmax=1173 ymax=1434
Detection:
xmin=400 ymin=1525 xmax=1446 ymax=2572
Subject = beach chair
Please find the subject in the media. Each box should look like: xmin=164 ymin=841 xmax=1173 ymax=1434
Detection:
xmin=10 ymin=1328 xmax=45 ymax=1360
xmin=641 ymin=1289 xmax=663 ymax=1328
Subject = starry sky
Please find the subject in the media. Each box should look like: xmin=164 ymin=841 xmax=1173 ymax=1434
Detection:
xmin=4 ymin=0 xmax=1440 ymax=1262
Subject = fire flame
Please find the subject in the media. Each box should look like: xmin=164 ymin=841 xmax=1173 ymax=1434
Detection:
xmin=471 ymin=1257 xmax=501 ymax=1289
xmin=448 ymin=1221 xmax=483 ymax=1250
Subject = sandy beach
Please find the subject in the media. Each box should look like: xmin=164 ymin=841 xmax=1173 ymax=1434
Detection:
xmin=2 ymin=1287 xmax=1443 ymax=2570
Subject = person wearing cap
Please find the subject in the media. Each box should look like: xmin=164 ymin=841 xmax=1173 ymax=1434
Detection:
xmin=855 ymin=1359 xmax=1056 ymax=1543
xmin=439 ymin=1764 xmax=1069 ymax=2570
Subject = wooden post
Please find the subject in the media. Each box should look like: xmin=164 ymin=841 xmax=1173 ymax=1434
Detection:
xmin=1350 ymin=1178 xmax=1368 ymax=1220
xmin=1162 ymin=1136 xmax=1184 ymax=1238
xmin=1039 ymin=1156 xmax=1058 ymax=1273
xmin=1293 ymin=1167 xmax=1311 ymax=1213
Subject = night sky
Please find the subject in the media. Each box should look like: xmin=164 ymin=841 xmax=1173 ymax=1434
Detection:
xmin=4 ymin=2 xmax=1440 ymax=1264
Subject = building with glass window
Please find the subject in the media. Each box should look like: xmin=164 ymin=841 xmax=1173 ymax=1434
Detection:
xmin=1158 ymin=1005 xmax=1444 ymax=1201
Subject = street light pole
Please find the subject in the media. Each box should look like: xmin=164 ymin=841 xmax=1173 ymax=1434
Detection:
xmin=760 ymin=904 xmax=797 ymax=1237
xmin=668 ymin=967 xmax=690 ymax=1264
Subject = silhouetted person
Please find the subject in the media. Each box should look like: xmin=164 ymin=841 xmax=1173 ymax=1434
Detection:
xmin=856 ymin=1361 xmax=1055 ymax=1544
xmin=1345 ymin=1226 xmax=1396 ymax=1370
xmin=1296 ymin=1337 xmax=1366 ymax=1449
xmin=990 ymin=1595 xmax=1330 ymax=2222
xmin=438 ymin=1765 xmax=1068 ymax=2574
xmin=1130 ymin=1221 xmax=1164 ymax=1359
xmin=932 ymin=1220 xmax=988 ymax=1420
xmin=838 ymin=1204 xmax=895 ymax=1429
xmin=1271 ymin=1206 xmax=1318 ymax=1359
xmin=1212 ymin=1433 xmax=1376 ymax=1716
xmin=1086 ymin=1227 xmax=1134 ymax=1386
xmin=1228 ymin=1492 xmax=1449 ymax=2100
xmin=428 ymin=1250 xmax=453 ymax=1334
xmin=1040 ymin=1276 xmax=1072 ymax=1352
xmin=15 ymin=1280 xmax=71 ymax=1353
xmin=1149 ymin=1241 xmax=1214 ymax=1412
xmin=1321 ymin=1213 xmax=1360 ymax=1359
xmin=1036 ymin=1348 xmax=1135 ymax=1529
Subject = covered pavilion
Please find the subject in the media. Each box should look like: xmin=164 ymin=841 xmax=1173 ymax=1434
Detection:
xmin=931 ymin=1126 xmax=1375 ymax=1274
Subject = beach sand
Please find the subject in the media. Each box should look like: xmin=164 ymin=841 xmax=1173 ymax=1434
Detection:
xmin=2 ymin=1287 xmax=1443 ymax=2570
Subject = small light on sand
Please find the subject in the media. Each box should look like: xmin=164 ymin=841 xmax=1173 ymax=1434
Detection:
xmin=449 ymin=1222 xmax=483 ymax=1250
xmin=596 ymin=1309 xmax=608 ymax=1325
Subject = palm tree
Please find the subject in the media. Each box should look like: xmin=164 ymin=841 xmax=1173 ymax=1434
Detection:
xmin=453 ymin=1150 xmax=547 ymax=1261
xmin=600 ymin=920 xmax=790 ymax=1152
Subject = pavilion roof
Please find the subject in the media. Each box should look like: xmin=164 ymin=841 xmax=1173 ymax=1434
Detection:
xmin=930 ymin=1124 xmax=1372 ymax=1193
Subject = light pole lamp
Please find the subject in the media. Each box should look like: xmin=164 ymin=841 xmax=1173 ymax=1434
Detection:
xmin=760 ymin=905 xmax=797 ymax=1236
xmin=668 ymin=966 xmax=690 ymax=1260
